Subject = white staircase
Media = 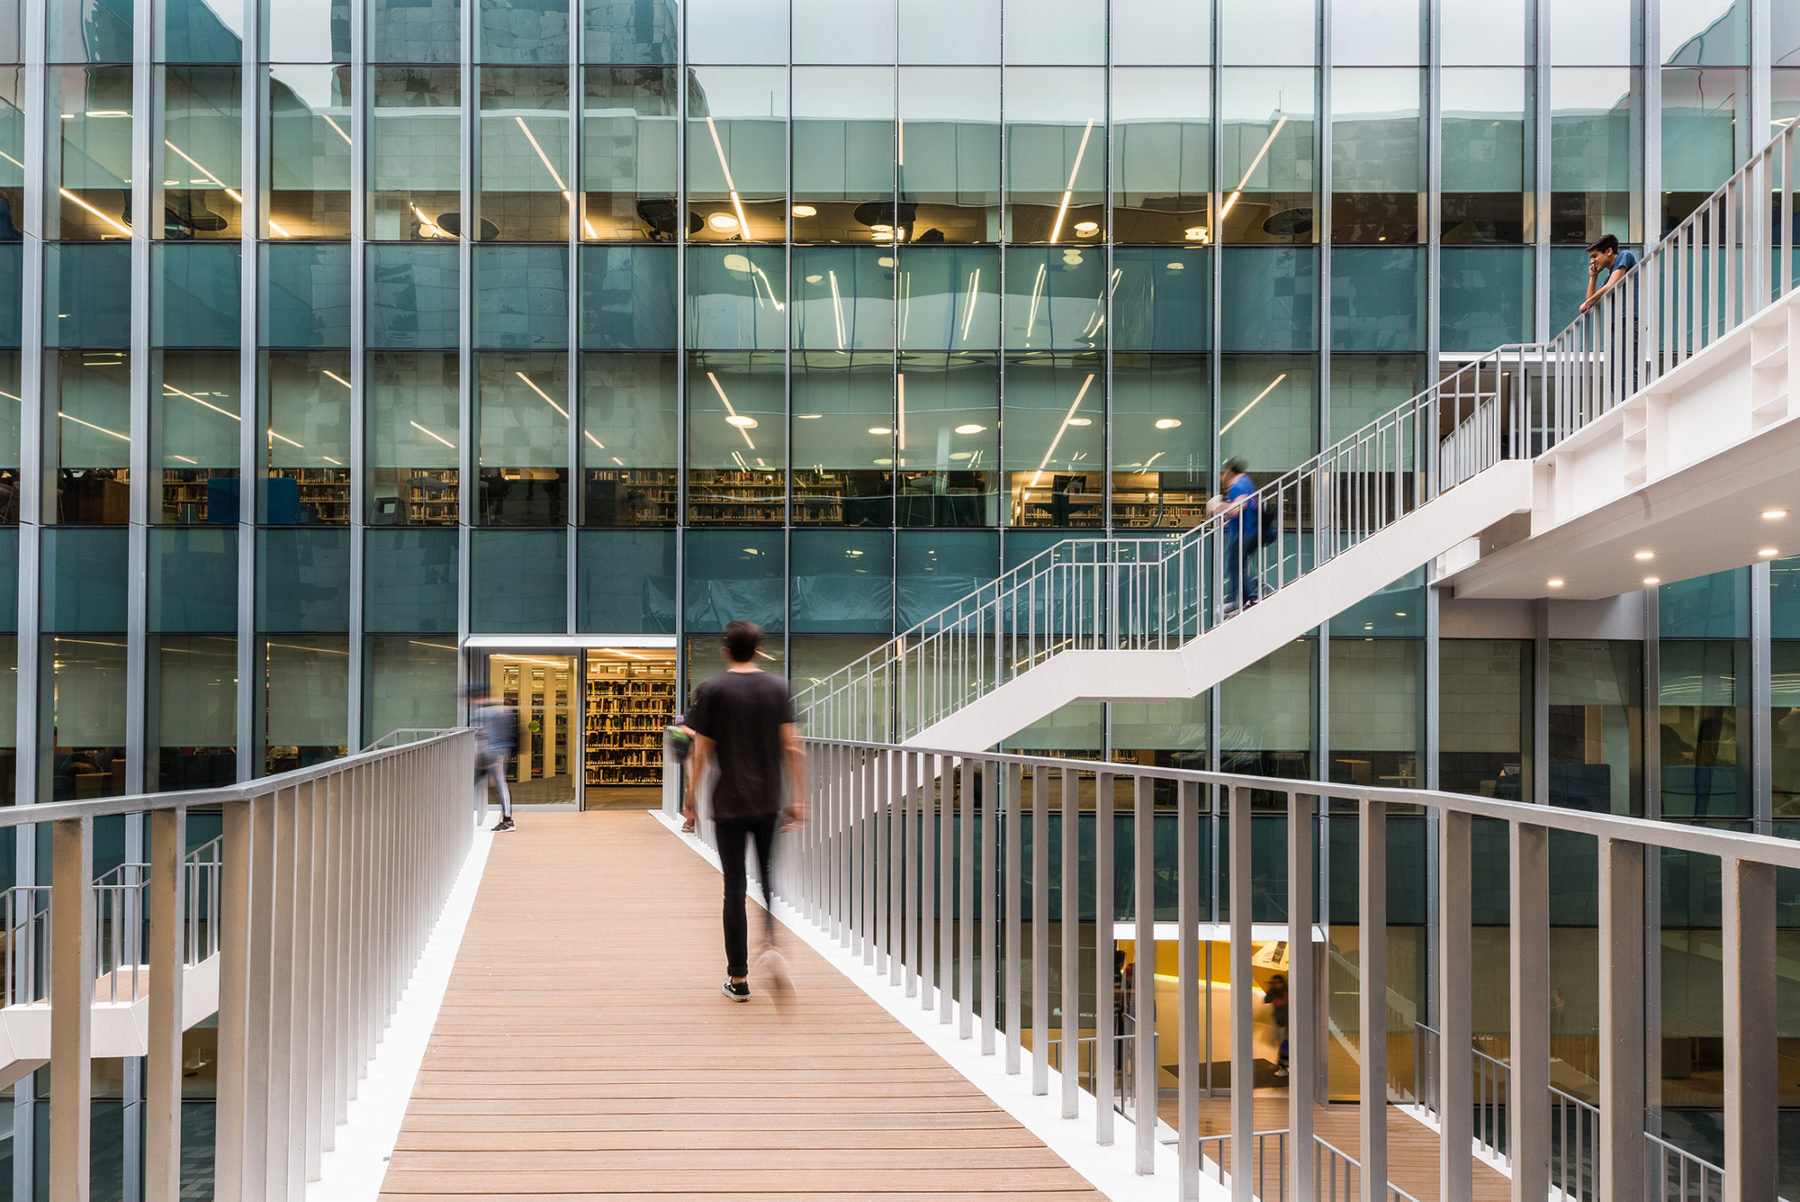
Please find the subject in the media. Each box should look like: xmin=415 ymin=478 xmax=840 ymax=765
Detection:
xmin=798 ymin=122 xmax=1800 ymax=752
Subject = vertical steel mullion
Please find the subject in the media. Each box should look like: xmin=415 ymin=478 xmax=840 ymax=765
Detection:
xmin=1721 ymin=855 xmax=1778 ymax=1202
xmin=1599 ymin=837 xmax=1646 ymax=1202
xmin=1176 ymin=779 xmax=1200 ymax=1200
xmin=1004 ymin=762 xmax=1023 ymax=1075
xmin=1133 ymin=774 xmax=1156 ymax=1177
xmin=1095 ymin=769 xmax=1115 ymax=1145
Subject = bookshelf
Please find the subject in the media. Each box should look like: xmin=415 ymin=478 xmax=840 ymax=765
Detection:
xmin=584 ymin=654 xmax=676 ymax=787
xmin=687 ymin=468 xmax=786 ymax=524
xmin=582 ymin=468 xmax=678 ymax=525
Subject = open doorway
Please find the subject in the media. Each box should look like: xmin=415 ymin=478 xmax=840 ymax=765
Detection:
xmin=483 ymin=652 xmax=579 ymax=807
xmin=582 ymin=646 xmax=678 ymax=808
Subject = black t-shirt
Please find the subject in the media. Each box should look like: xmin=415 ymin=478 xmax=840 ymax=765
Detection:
xmin=685 ymin=669 xmax=797 ymax=820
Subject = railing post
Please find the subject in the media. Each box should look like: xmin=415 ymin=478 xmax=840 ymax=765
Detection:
xmin=1721 ymin=856 xmax=1777 ymax=1202
xmin=1288 ymin=791 xmax=1316 ymax=1201
xmin=1005 ymin=762 xmax=1023 ymax=1075
xmin=1177 ymin=779 xmax=1200 ymax=1200
xmin=959 ymin=756 xmax=976 ymax=1041
xmin=1095 ymin=768 xmax=1116 ymax=1146
xmin=1030 ymin=763 xmax=1050 ymax=1096
xmin=1134 ymin=774 xmax=1157 ymax=1176
xmin=145 ymin=806 xmax=187 ymax=1202
xmin=980 ymin=759 xmax=998 ymax=1057
xmin=48 ymin=816 xmax=94 ymax=1202
xmin=1061 ymin=764 xmax=1080 ymax=1118
xmin=215 ymin=796 xmax=253 ymax=1202
xmin=1599 ymin=837 xmax=1646 ymax=1202
xmin=1438 ymin=809 xmax=1473 ymax=1202
xmin=1359 ymin=798 xmax=1387 ymax=1202
xmin=1509 ymin=821 xmax=1550 ymax=1202
xmin=1228 ymin=785 xmax=1252 ymax=1201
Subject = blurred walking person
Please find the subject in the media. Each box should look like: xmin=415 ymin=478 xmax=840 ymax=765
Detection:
xmin=465 ymin=683 xmax=519 ymax=833
xmin=1210 ymin=457 xmax=1261 ymax=616
xmin=682 ymin=620 xmax=808 ymax=1002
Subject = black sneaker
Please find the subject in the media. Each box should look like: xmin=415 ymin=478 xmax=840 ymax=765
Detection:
xmin=492 ymin=817 xmax=516 ymax=833
xmin=721 ymin=978 xmax=750 ymax=1002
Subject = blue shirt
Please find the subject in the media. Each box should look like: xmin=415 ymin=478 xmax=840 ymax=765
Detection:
xmin=1226 ymin=473 xmax=1257 ymax=541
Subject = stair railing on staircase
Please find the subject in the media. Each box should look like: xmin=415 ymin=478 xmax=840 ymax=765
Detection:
xmin=797 ymin=118 xmax=1800 ymax=744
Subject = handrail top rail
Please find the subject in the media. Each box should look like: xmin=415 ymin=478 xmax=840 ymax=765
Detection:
xmin=801 ymin=735 xmax=1800 ymax=872
xmin=0 ymin=729 xmax=473 ymax=831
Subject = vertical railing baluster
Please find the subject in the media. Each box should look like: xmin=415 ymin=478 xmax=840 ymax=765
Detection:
xmin=1228 ymin=785 xmax=1251 ymax=1200
xmin=48 ymin=817 xmax=95 ymax=1202
xmin=1031 ymin=764 xmax=1050 ymax=1096
xmin=1177 ymin=779 xmax=1200 ymax=1200
xmin=1599 ymin=837 xmax=1647 ymax=1202
xmin=146 ymin=806 xmax=186 ymax=1202
xmin=981 ymin=759 xmax=998 ymax=1057
xmin=959 ymin=755 xmax=976 ymax=1041
xmin=1439 ymin=811 xmax=1473 ymax=1202
xmin=1290 ymin=791 xmax=1316 ymax=1200
xmin=1060 ymin=764 xmax=1080 ymax=1118
xmin=1095 ymin=767 xmax=1116 ymax=1146
xmin=1360 ymin=798 xmax=1387 ymax=1202
xmin=1005 ymin=760 xmax=1023 ymax=1076
xmin=1134 ymin=774 xmax=1157 ymax=1176
xmin=1510 ymin=821 xmax=1550 ymax=1201
xmin=1721 ymin=855 xmax=1777 ymax=1202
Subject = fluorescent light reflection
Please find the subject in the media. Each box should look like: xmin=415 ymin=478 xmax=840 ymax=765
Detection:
xmin=514 ymin=371 xmax=569 ymax=419
xmin=1220 ymin=113 xmax=1288 ymax=221
xmin=409 ymin=420 xmax=455 ymax=449
xmin=1219 ymin=373 xmax=1288 ymax=436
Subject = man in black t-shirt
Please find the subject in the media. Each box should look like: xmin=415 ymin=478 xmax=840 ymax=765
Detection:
xmin=682 ymin=620 xmax=809 ymax=1001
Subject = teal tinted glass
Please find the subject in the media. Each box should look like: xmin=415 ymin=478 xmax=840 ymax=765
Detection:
xmin=472 ymin=530 xmax=568 ymax=633
xmin=364 ymin=529 xmax=458 ymax=634
xmin=1330 ymin=247 xmax=1425 ymax=352
xmin=1660 ymin=569 xmax=1749 ymax=639
xmin=474 ymin=245 xmax=570 ymax=350
xmin=367 ymin=245 xmax=460 ymax=349
xmin=1112 ymin=249 xmax=1211 ymax=352
xmin=792 ymin=530 xmax=894 ymax=634
xmin=1003 ymin=247 xmax=1104 ymax=351
xmin=577 ymin=529 xmax=677 ymax=632
xmin=153 ymin=243 xmax=242 ymax=348
xmin=896 ymin=531 xmax=997 ymax=626
xmin=1221 ymin=247 xmax=1319 ymax=351
xmin=685 ymin=530 xmax=784 ymax=633
xmin=48 ymin=243 xmax=132 ymax=348
xmin=478 ymin=0 xmax=569 ymax=63
xmin=371 ymin=0 xmax=461 ymax=62
xmin=687 ymin=246 xmax=786 ymax=350
xmin=792 ymin=248 xmax=895 ymax=352
xmin=1441 ymin=247 xmax=1533 ymax=349
xmin=261 ymin=243 xmax=352 ymax=348
xmin=42 ymin=527 xmax=129 ymax=632
xmin=148 ymin=527 xmax=238 ymax=633
xmin=584 ymin=0 xmax=677 ymax=63
xmin=258 ymin=528 xmax=351 ymax=633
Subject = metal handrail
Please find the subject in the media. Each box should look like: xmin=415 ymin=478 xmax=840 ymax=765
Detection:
xmin=796 ymin=116 xmax=1800 ymax=745
xmin=777 ymin=735 xmax=1797 ymax=1200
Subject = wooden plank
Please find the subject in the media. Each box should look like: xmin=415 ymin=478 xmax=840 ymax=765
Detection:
xmin=378 ymin=812 xmax=1104 ymax=1201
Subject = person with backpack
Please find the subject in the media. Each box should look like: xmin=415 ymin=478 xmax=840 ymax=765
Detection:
xmin=465 ymin=683 xmax=519 ymax=833
xmin=1209 ymin=457 xmax=1262 ymax=616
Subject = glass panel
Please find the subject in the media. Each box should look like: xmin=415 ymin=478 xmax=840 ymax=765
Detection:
xmin=794 ymin=0 xmax=895 ymax=63
xmin=791 ymin=529 xmax=894 ymax=633
xmin=1330 ymin=247 xmax=1425 ymax=352
xmin=366 ymin=350 xmax=460 ymax=525
xmin=1113 ymin=249 xmax=1211 ymax=350
xmin=792 ymin=247 xmax=894 ymax=351
xmin=42 ymin=527 xmax=129 ymax=630
xmin=155 ymin=350 xmax=240 ymax=526
xmin=576 ymin=529 xmax=677 ymax=631
xmin=364 ymin=636 xmax=457 ymax=746
xmin=369 ymin=66 xmax=461 ymax=241
xmin=148 ymin=527 xmax=238 ymax=632
xmin=1329 ymin=353 xmax=1422 ymax=442
xmin=684 ymin=529 xmax=784 ymax=634
xmin=1111 ymin=354 xmax=1210 ymax=529
xmin=475 ymin=351 xmax=570 ymax=526
xmin=483 ymin=652 xmax=576 ymax=803
xmin=1003 ymin=246 xmax=1103 ymax=350
xmin=1663 ymin=0 xmax=1746 ymax=66
xmin=1112 ymin=0 xmax=1209 ymax=66
xmin=897 ymin=68 xmax=1001 ymax=243
xmin=579 ymin=245 xmax=676 ymax=347
xmin=1659 ymin=569 xmax=1748 ymax=639
xmin=1550 ymin=0 xmax=1634 ymax=65
xmin=262 ymin=635 xmax=348 ymax=775
xmin=1772 ymin=555 xmax=1800 ymax=638
xmin=792 ymin=352 xmax=893 ymax=527
xmin=685 ymin=0 xmax=785 ymax=64
xmin=1328 ymin=639 xmax=1420 ymax=786
xmin=0 ymin=68 xmax=20 ymax=258
xmin=50 ymin=349 xmax=132 ymax=525
xmin=1001 ymin=0 xmax=1102 ymax=64
xmin=1219 ymin=68 xmax=1317 ymax=243
xmin=895 ymin=245 xmax=999 ymax=351
xmin=1772 ymin=641 xmax=1800 ymax=817
xmin=152 ymin=635 xmax=238 ymax=791
xmin=47 ymin=243 xmax=131 ymax=347
xmin=1330 ymin=69 xmax=1422 ymax=244
xmin=364 ymin=529 xmax=457 ymax=632
xmin=685 ymin=351 xmax=784 ymax=524
xmin=261 ymin=243 xmax=352 ymax=347
xmin=478 ymin=67 xmax=571 ymax=243
xmin=0 ymin=352 xmax=18 ymax=523
xmin=687 ymin=245 xmax=786 ymax=350
xmin=264 ymin=350 xmax=352 ymax=524
xmin=1336 ymin=569 xmax=1425 ymax=636
xmin=370 ymin=0 xmax=460 ymax=62
xmin=152 ymin=243 xmax=242 ymax=347
xmin=580 ymin=66 xmax=678 ymax=242
xmin=474 ymin=244 xmax=570 ymax=349
xmin=367 ymin=244 xmax=460 ymax=347
xmin=48 ymin=0 xmax=132 ymax=65
xmin=1220 ymin=354 xmax=1318 ymax=475
xmin=44 ymin=635 xmax=129 ymax=803
xmin=1441 ymin=68 xmax=1530 ymax=244
xmin=478 ymin=0 xmax=569 ymax=64
xmin=578 ymin=351 xmax=678 ymax=526
xmin=1659 ymin=640 xmax=1750 ymax=821
xmin=471 ymin=530 xmax=568 ymax=632
xmin=895 ymin=352 xmax=998 ymax=527
xmin=1112 ymin=69 xmax=1212 ymax=245
xmin=267 ymin=65 xmax=353 ymax=240
xmin=1002 ymin=352 xmax=1103 ymax=528
xmin=158 ymin=66 xmax=242 ymax=241
xmin=49 ymin=67 xmax=134 ymax=239
xmin=686 ymin=67 xmax=786 ymax=242
xmin=257 ymin=528 xmax=351 ymax=631
xmin=896 ymin=530 xmax=996 ymax=624
xmin=1660 ymin=68 xmax=1743 ymax=234
xmin=1440 ymin=247 xmax=1534 ymax=349
xmin=792 ymin=67 xmax=895 ymax=245
xmin=899 ymin=0 xmax=998 ymax=65
xmin=1221 ymin=247 xmax=1318 ymax=350
xmin=1440 ymin=639 xmax=1531 ymax=801
xmin=1220 ymin=0 xmax=1317 ymax=65
xmin=1004 ymin=68 xmax=1104 ymax=244
xmin=262 ymin=0 xmax=351 ymax=62
xmin=1331 ymin=0 xmax=1423 ymax=65
xmin=1444 ymin=0 xmax=1529 ymax=65
xmin=583 ymin=0 xmax=677 ymax=64
xmin=1548 ymin=639 xmax=1642 ymax=815
xmin=1218 ymin=639 xmax=1316 ymax=778
xmin=1549 ymin=68 xmax=1638 ymax=245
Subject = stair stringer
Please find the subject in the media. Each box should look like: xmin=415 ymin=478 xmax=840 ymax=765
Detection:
xmin=908 ymin=460 xmax=1536 ymax=752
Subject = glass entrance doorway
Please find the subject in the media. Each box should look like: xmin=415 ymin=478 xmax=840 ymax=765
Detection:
xmin=482 ymin=652 xmax=578 ymax=807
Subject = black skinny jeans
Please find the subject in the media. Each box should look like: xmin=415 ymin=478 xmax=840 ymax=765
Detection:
xmin=715 ymin=813 xmax=780 ymax=978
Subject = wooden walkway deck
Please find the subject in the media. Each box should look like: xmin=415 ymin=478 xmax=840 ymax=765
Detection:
xmin=377 ymin=811 xmax=1105 ymax=1200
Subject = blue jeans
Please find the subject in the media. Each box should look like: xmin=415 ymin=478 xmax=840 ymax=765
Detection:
xmin=1224 ymin=530 xmax=1260 ymax=611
